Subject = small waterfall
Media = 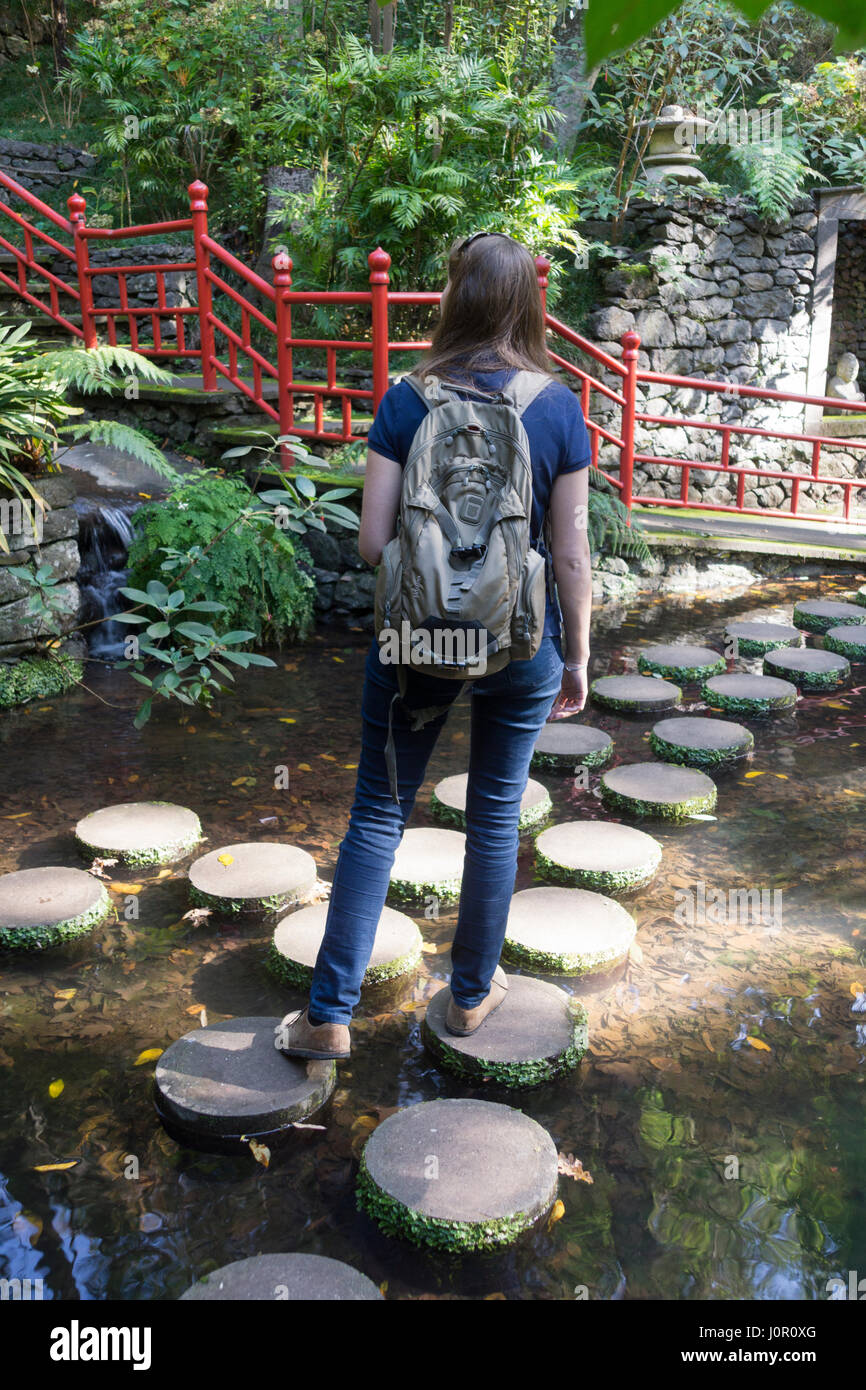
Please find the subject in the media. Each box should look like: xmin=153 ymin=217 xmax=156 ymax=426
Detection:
xmin=75 ymin=502 xmax=138 ymax=660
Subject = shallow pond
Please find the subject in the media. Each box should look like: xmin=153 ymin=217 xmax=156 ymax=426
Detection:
xmin=1 ymin=573 xmax=865 ymax=1301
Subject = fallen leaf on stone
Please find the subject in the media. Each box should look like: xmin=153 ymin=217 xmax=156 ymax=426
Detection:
xmin=217 ymin=853 xmax=234 ymax=867
xmin=133 ymin=1048 xmax=164 ymax=1066
xmin=48 ymin=1079 xmax=64 ymax=1098
xmin=54 ymin=989 xmax=76 ymax=1000
xmin=557 ymin=1152 xmax=593 ymax=1183
xmin=547 ymin=1199 xmax=565 ymax=1230
xmin=33 ymin=1161 xmax=78 ymax=1172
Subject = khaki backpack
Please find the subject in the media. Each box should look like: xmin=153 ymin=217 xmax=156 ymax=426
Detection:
xmin=373 ymin=368 xmax=554 ymax=801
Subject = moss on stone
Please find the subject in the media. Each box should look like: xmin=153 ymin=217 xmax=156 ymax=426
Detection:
xmin=649 ymin=729 xmax=753 ymax=767
xmin=0 ymin=883 xmax=111 ymax=952
xmin=430 ymin=787 xmax=551 ymax=833
xmin=793 ymin=604 xmax=865 ymax=634
xmin=500 ymin=934 xmax=628 ymax=978
xmin=533 ymin=846 xmax=659 ymax=894
xmin=421 ymin=1015 xmax=586 ymax=1089
xmin=267 ymin=940 xmax=421 ymax=989
xmin=188 ymin=883 xmax=298 ymax=915
xmin=856 ymin=586 xmax=866 ymax=609
xmin=700 ymin=682 xmax=796 ymax=716
xmin=600 ymin=783 xmax=717 ymax=823
xmin=530 ymin=745 xmax=611 ymax=773
xmin=637 ymin=654 xmax=725 ymax=682
xmin=824 ymin=630 xmax=866 ymax=661
xmin=590 ymin=681 xmax=681 ymax=713
xmin=731 ymin=635 xmax=795 ymax=657
xmin=387 ymin=875 xmax=462 ymax=906
xmin=0 ymin=655 xmax=83 ymax=709
xmin=77 ymin=827 xmax=202 ymax=869
xmin=356 ymin=1153 xmax=550 ymax=1253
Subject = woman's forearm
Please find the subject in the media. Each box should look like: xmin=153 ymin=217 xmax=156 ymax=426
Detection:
xmin=552 ymin=550 xmax=593 ymax=665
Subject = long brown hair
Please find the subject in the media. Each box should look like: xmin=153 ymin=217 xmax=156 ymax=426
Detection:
xmin=416 ymin=234 xmax=552 ymax=384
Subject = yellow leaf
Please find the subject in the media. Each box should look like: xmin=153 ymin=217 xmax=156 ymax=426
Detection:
xmin=745 ymin=1036 xmax=771 ymax=1052
xmin=844 ymin=790 xmax=864 ymax=797
xmin=53 ymin=989 xmax=76 ymax=1000
xmin=133 ymin=1048 xmax=164 ymax=1066
xmin=547 ymin=1199 xmax=565 ymax=1230
xmin=156 ymin=869 xmax=172 ymax=880
xmin=343 ymin=763 xmax=358 ymax=769
xmin=217 ymin=853 xmax=234 ymax=867
xmin=773 ymin=773 xmax=788 ymax=780
xmin=185 ymin=1002 xmax=206 ymax=1015
xmin=48 ymin=1079 xmax=64 ymax=1099
xmin=850 ymin=983 xmax=865 ymax=997
xmin=33 ymin=1161 xmax=78 ymax=1172
xmin=744 ymin=771 xmax=765 ymax=779
xmin=824 ymin=701 xmax=848 ymax=709
xmin=701 ymin=1031 xmax=714 ymax=1052
xmin=278 ymin=717 xmax=296 ymax=724
xmin=319 ymin=754 xmax=336 ymax=761
xmin=3 ymin=811 xmax=32 ymax=819
xmin=231 ymin=777 xmax=248 ymax=787
xmin=109 ymin=881 xmax=143 ymax=895
xmin=297 ymin=763 xmax=312 ymax=772
xmin=242 ymin=1136 xmax=271 ymax=1168
xmin=127 ymin=773 xmax=139 ymax=783
xmin=332 ymin=656 xmax=344 ymax=663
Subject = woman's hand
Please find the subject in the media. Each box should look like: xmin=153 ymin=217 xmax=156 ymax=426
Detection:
xmin=548 ymin=663 xmax=588 ymax=720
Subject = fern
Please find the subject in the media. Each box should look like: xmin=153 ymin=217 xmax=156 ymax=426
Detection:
xmin=38 ymin=344 xmax=172 ymax=395
xmin=58 ymin=419 xmax=181 ymax=482
xmin=724 ymin=137 xmax=828 ymax=222
xmin=588 ymin=468 xmax=652 ymax=562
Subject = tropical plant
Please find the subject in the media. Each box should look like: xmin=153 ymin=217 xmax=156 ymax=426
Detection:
xmin=588 ymin=468 xmax=652 ymax=561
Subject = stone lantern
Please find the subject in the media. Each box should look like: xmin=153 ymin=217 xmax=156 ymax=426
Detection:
xmin=636 ymin=104 xmax=710 ymax=186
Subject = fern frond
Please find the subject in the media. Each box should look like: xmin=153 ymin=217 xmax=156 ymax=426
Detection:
xmin=58 ymin=419 xmax=180 ymax=480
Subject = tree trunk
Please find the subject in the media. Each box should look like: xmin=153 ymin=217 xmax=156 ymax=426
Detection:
xmin=551 ymin=6 xmax=598 ymax=157
xmin=382 ymin=3 xmax=396 ymax=54
xmin=369 ymin=0 xmax=381 ymax=49
xmin=443 ymin=0 xmax=454 ymax=51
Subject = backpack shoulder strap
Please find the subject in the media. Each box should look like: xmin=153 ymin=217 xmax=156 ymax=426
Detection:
xmin=401 ymin=372 xmax=434 ymax=410
xmin=505 ymin=369 xmax=554 ymax=418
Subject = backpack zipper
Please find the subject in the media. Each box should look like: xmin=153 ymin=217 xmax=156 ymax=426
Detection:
xmin=405 ymin=426 xmax=533 ymax=475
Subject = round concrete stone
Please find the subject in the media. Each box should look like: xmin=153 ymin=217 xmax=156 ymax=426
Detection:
xmin=503 ymin=885 xmax=636 ymax=976
xmin=825 ymin=623 xmax=866 ymax=661
xmin=701 ymin=673 xmax=798 ymax=716
xmin=357 ymin=1098 xmax=559 ymax=1252
xmin=388 ymin=827 xmax=465 ymax=904
xmin=600 ymin=761 xmax=717 ymax=821
xmin=650 ymin=715 xmax=754 ymax=768
xmin=431 ymin=773 xmax=551 ymax=831
xmin=637 ymin=643 xmax=725 ymax=682
xmin=793 ymin=599 xmax=866 ymax=634
xmin=76 ymin=801 xmax=202 ymax=868
xmin=154 ymin=1016 xmax=335 ymax=1144
xmin=188 ymin=842 xmax=317 ymax=914
xmin=422 ymin=972 xmax=587 ymax=1087
xmin=591 ymin=674 xmax=682 ymax=713
xmin=724 ymin=620 xmax=802 ymax=657
xmin=180 ymin=1253 xmax=382 ymax=1301
xmin=763 ymin=646 xmax=850 ymax=691
xmin=0 ymin=866 xmax=111 ymax=952
xmin=270 ymin=903 xmax=422 ymax=989
xmin=534 ymin=819 xmax=662 ymax=893
xmin=531 ymin=722 xmax=613 ymax=772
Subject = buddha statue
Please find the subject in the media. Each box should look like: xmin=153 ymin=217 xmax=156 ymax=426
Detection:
xmin=827 ymin=352 xmax=865 ymax=403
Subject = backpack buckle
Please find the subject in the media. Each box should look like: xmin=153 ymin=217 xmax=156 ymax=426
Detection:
xmin=451 ymin=543 xmax=487 ymax=560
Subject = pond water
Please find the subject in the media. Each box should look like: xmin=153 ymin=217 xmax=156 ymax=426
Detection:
xmin=1 ymin=574 xmax=865 ymax=1302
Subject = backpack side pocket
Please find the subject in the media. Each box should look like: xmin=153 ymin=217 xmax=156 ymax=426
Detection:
xmin=509 ymin=547 xmax=547 ymax=661
xmin=374 ymin=536 xmax=403 ymax=639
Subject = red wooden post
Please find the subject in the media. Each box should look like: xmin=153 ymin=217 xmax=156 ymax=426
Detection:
xmin=368 ymin=247 xmax=391 ymax=414
xmin=188 ymin=180 xmax=217 ymax=391
xmin=273 ymin=250 xmax=294 ymax=470
xmin=534 ymin=254 xmax=550 ymax=317
xmin=620 ymin=330 xmax=641 ymax=514
xmin=67 ymin=192 xmax=97 ymax=349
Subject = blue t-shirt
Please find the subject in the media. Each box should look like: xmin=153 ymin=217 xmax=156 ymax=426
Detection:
xmin=367 ymin=367 xmax=592 ymax=637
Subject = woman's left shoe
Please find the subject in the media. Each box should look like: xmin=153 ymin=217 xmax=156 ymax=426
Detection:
xmin=445 ymin=965 xmax=509 ymax=1037
xmin=274 ymin=1007 xmax=351 ymax=1060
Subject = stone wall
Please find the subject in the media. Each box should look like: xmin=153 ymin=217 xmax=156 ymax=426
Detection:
xmin=0 ymin=475 xmax=81 ymax=660
xmin=584 ymin=193 xmax=864 ymax=517
xmin=0 ymin=3 xmax=45 ymax=59
xmin=0 ymin=137 xmax=97 ymax=206
xmin=828 ymin=221 xmax=866 ymax=393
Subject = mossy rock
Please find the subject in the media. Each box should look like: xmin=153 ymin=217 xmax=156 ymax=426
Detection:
xmin=723 ymin=621 xmax=802 ymax=657
xmin=591 ymin=673 xmax=682 ymax=713
xmin=503 ymin=884 xmax=636 ymax=976
xmin=534 ymin=819 xmax=662 ymax=893
xmin=422 ymin=972 xmax=587 ymax=1087
xmin=824 ymin=623 xmax=866 ymax=661
xmin=75 ymin=801 xmax=203 ymax=868
xmin=701 ymin=673 xmax=798 ymax=716
xmin=600 ymin=761 xmax=717 ymax=821
xmin=0 ymin=866 xmax=111 ymax=952
xmin=430 ymin=773 xmax=551 ymax=832
xmin=530 ymin=722 xmax=613 ymax=772
xmin=637 ymin=643 xmax=725 ymax=682
xmin=388 ymin=827 xmax=464 ymax=905
xmin=856 ymin=585 xmax=866 ymax=609
xmin=0 ymin=654 xmax=83 ymax=709
xmin=188 ymin=841 xmax=317 ymax=915
xmin=357 ymin=1098 xmax=559 ymax=1252
xmin=792 ymin=599 xmax=866 ymax=634
xmin=649 ymin=715 xmax=754 ymax=767
xmin=762 ymin=647 xmax=850 ymax=692
xmin=269 ymin=902 xmax=421 ymax=989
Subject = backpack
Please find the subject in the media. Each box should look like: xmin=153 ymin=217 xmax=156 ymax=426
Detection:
xmin=373 ymin=368 xmax=554 ymax=802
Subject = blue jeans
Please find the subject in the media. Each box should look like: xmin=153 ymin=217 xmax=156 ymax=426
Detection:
xmin=308 ymin=634 xmax=564 ymax=1024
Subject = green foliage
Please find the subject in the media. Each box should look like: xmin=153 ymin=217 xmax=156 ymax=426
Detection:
xmin=126 ymin=470 xmax=315 ymax=649
xmin=724 ymin=135 xmax=826 ymax=220
xmin=588 ymin=468 xmax=652 ymax=561
xmin=0 ymin=653 xmax=84 ymax=709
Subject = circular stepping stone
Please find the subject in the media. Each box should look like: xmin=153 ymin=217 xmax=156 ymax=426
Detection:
xmin=269 ymin=903 xmax=421 ymax=988
xmin=431 ymin=773 xmax=551 ymax=831
xmin=76 ymin=801 xmax=202 ymax=868
xmin=856 ymin=585 xmax=866 ymax=609
xmin=825 ymin=623 xmax=866 ymax=661
xmin=180 ymin=1253 xmax=382 ymax=1301
xmin=637 ymin=643 xmax=725 ymax=682
xmin=701 ymin=673 xmax=798 ymax=716
xmin=154 ymin=1016 xmax=335 ymax=1146
xmin=503 ymin=885 xmax=636 ymax=976
xmin=650 ymin=715 xmax=753 ymax=768
xmin=0 ymin=866 xmax=111 ymax=952
xmin=188 ymin=842 xmax=317 ymax=914
xmin=530 ymin=722 xmax=613 ymax=772
xmin=724 ymin=620 xmax=802 ymax=657
xmin=356 ymin=1098 xmax=559 ymax=1252
xmin=388 ymin=827 xmax=464 ymax=904
xmin=535 ymin=820 xmax=661 ymax=893
xmin=600 ymin=762 xmax=716 ymax=821
xmin=792 ymin=599 xmax=866 ymax=634
xmin=422 ymin=972 xmax=587 ymax=1087
xmin=763 ymin=647 xmax=850 ymax=692
xmin=590 ymin=674 xmax=682 ymax=713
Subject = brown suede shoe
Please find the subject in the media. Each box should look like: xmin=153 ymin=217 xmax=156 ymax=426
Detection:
xmin=445 ymin=965 xmax=509 ymax=1037
xmin=274 ymin=1007 xmax=351 ymax=1060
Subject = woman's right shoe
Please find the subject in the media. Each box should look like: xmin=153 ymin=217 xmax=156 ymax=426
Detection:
xmin=274 ymin=1007 xmax=351 ymax=1060
xmin=445 ymin=965 xmax=509 ymax=1037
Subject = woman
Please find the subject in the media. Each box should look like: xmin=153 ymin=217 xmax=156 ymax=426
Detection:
xmin=277 ymin=231 xmax=593 ymax=1061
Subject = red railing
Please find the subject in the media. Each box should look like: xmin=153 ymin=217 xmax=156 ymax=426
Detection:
xmin=2 ymin=167 xmax=866 ymax=524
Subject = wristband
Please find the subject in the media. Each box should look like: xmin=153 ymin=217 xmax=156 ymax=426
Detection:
xmin=564 ymin=661 xmax=588 ymax=671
